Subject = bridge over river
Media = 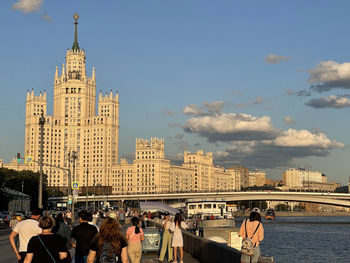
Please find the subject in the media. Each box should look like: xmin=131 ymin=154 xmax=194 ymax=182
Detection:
xmin=49 ymin=191 xmax=350 ymax=207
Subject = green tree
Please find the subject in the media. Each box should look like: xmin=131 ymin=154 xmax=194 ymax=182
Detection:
xmin=239 ymin=200 xmax=267 ymax=210
xmin=0 ymin=168 xmax=50 ymax=209
xmin=275 ymin=204 xmax=291 ymax=211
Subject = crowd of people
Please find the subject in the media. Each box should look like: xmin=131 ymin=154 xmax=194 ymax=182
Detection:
xmin=7 ymin=207 xmax=190 ymax=263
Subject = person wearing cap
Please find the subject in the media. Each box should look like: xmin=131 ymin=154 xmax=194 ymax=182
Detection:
xmin=109 ymin=210 xmax=117 ymax=219
xmin=238 ymin=207 xmax=264 ymax=263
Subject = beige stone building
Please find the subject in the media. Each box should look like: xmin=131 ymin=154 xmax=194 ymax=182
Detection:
xmin=226 ymin=166 xmax=247 ymax=188
xmin=248 ymin=170 xmax=266 ymax=187
xmin=15 ymin=15 xmax=119 ymax=190
xmin=282 ymin=168 xmax=338 ymax=191
xmin=111 ymin=138 xmax=240 ymax=194
xmin=2 ymin=15 xmax=241 ymax=195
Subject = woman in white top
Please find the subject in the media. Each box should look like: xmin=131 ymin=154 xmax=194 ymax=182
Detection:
xmin=170 ymin=213 xmax=187 ymax=263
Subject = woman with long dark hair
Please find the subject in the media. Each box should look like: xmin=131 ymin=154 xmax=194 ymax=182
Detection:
xmin=87 ymin=218 xmax=128 ymax=263
xmin=238 ymin=208 xmax=264 ymax=263
xmin=170 ymin=213 xmax=188 ymax=263
xmin=126 ymin=217 xmax=144 ymax=263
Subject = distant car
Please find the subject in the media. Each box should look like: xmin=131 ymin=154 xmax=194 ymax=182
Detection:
xmin=3 ymin=215 xmax=12 ymax=225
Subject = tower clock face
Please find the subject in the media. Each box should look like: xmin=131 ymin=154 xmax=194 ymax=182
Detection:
xmin=73 ymin=13 xmax=79 ymax=20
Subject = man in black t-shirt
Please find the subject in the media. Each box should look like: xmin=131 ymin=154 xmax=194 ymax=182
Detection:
xmin=71 ymin=210 xmax=98 ymax=263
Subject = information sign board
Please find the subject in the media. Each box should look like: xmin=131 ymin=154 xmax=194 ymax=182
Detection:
xmin=24 ymin=156 xmax=32 ymax=164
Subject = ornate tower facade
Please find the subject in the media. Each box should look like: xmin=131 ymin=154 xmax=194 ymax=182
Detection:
xmin=24 ymin=14 xmax=119 ymax=189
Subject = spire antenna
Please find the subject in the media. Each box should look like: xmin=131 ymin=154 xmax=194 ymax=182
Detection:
xmin=72 ymin=13 xmax=80 ymax=51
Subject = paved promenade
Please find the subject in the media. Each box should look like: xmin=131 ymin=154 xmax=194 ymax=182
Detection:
xmin=0 ymin=227 xmax=199 ymax=263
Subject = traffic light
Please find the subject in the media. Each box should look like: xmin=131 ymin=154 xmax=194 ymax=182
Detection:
xmin=16 ymin=153 xmax=21 ymax=162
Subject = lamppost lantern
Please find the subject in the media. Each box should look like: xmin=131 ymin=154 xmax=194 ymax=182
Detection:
xmin=73 ymin=13 xmax=79 ymax=21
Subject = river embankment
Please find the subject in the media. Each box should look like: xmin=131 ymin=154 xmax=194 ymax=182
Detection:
xmin=233 ymin=210 xmax=350 ymax=217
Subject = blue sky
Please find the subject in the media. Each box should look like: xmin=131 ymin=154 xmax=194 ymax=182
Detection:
xmin=1 ymin=0 xmax=350 ymax=184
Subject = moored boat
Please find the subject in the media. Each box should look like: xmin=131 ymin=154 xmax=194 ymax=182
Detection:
xmin=265 ymin=209 xmax=276 ymax=220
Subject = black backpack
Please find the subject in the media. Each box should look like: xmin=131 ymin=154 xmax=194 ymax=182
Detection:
xmin=99 ymin=243 xmax=118 ymax=263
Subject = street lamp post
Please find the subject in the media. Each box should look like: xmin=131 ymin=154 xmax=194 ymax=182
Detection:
xmin=86 ymin=165 xmax=89 ymax=210
xmin=71 ymin=151 xmax=77 ymax=222
xmin=97 ymin=184 xmax=101 ymax=211
xmin=67 ymin=152 xmax=72 ymax=210
xmin=38 ymin=110 xmax=46 ymax=208
xmin=93 ymin=174 xmax=96 ymax=211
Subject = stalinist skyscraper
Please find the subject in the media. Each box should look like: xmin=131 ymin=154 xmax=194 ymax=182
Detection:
xmin=24 ymin=14 xmax=119 ymax=189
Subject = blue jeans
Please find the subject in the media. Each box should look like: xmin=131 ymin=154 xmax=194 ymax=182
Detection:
xmin=241 ymin=246 xmax=260 ymax=263
xmin=75 ymin=255 xmax=88 ymax=263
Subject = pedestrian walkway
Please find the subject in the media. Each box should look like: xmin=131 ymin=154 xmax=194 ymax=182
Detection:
xmin=141 ymin=251 xmax=199 ymax=263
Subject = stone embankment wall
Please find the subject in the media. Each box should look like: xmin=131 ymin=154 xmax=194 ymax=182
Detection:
xmin=234 ymin=211 xmax=350 ymax=218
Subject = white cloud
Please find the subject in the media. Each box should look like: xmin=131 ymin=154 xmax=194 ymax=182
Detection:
xmin=308 ymin=61 xmax=350 ymax=91
xmin=214 ymin=151 xmax=230 ymax=158
xmin=183 ymin=101 xmax=225 ymax=116
xmin=213 ymin=131 xmax=344 ymax=169
xmin=283 ymin=116 xmax=295 ymax=125
xmin=13 ymin=0 xmax=43 ymax=13
xmin=182 ymin=101 xmax=344 ymax=169
xmin=306 ymin=94 xmax=350 ymax=109
xmin=264 ymin=54 xmax=290 ymax=64
xmin=272 ymin=129 xmax=344 ymax=149
xmin=202 ymin=101 xmax=225 ymax=114
xmin=183 ymin=104 xmax=205 ymax=116
xmin=184 ymin=113 xmax=276 ymax=142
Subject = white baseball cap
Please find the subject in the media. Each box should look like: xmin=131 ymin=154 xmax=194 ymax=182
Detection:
xmin=252 ymin=207 xmax=261 ymax=214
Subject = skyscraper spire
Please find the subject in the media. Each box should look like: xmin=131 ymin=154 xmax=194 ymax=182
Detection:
xmin=55 ymin=66 xmax=58 ymax=82
xmin=72 ymin=13 xmax=80 ymax=51
xmin=92 ymin=66 xmax=95 ymax=82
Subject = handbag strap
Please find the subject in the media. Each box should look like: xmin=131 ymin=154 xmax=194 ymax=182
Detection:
xmin=37 ymin=235 xmax=57 ymax=263
xmin=245 ymin=220 xmax=261 ymax=239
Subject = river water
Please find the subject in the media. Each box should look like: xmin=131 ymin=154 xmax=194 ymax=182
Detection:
xmin=236 ymin=216 xmax=350 ymax=263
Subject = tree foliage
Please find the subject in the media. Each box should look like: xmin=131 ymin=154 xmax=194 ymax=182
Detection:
xmin=274 ymin=204 xmax=291 ymax=211
xmin=239 ymin=200 xmax=268 ymax=210
xmin=0 ymin=168 xmax=50 ymax=210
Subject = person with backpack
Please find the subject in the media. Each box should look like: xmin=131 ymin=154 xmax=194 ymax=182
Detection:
xmin=126 ymin=217 xmax=144 ymax=263
xmin=87 ymin=217 xmax=128 ymax=263
xmin=238 ymin=207 xmax=264 ymax=263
